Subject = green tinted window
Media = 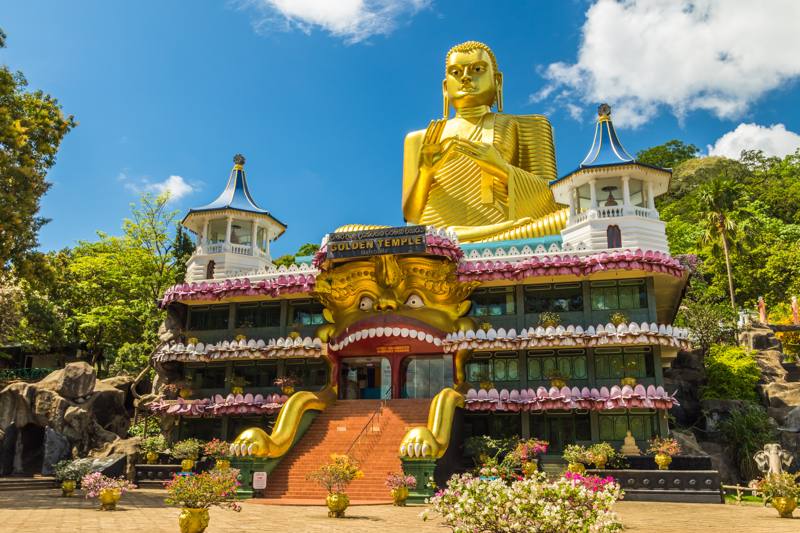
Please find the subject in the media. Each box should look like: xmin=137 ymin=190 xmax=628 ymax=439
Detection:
xmin=594 ymin=348 xmax=653 ymax=379
xmin=188 ymin=305 xmax=229 ymax=330
xmin=590 ymin=280 xmax=647 ymax=310
xmin=598 ymin=412 xmax=657 ymax=441
xmin=527 ymin=350 xmax=588 ymax=381
xmin=470 ymin=287 xmax=516 ymax=317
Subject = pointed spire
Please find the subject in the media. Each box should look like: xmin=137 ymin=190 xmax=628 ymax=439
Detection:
xmin=579 ymin=104 xmax=635 ymax=167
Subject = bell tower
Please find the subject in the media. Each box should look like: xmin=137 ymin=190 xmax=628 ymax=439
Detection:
xmin=181 ymin=154 xmax=287 ymax=281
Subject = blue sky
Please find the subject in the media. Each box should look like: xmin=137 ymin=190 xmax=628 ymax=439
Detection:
xmin=4 ymin=0 xmax=800 ymax=257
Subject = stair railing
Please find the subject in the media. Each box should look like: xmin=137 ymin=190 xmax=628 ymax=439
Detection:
xmin=345 ymin=385 xmax=392 ymax=464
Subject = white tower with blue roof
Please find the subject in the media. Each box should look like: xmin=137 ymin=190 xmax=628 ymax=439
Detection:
xmin=181 ymin=154 xmax=287 ymax=281
xmin=550 ymin=104 xmax=671 ymax=253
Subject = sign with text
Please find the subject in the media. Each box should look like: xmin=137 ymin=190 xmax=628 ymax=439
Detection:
xmin=252 ymin=472 xmax=267 ymax=490
xmin=326 ymin=226 xmax=427 ymax=260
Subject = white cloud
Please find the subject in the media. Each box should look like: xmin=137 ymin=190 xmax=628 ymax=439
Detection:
xmin=123 ymin=174 xmax=195 ymax=202
xmin=243 ymin=0 xmax=430 ymax=43
xmin=707 ymin=123 xmax=800 ymax=159
xmin=537 ymin=0 xmax=800 ymax=127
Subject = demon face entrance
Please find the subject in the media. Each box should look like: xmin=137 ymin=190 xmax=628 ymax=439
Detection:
xmin=339 ymin=357 xmax=391 ymax=400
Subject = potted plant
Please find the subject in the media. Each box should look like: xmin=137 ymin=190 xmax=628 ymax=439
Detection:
xmin=385 ymin=472 xmax=416 ymax=506
xmin=474 ymin=369 xmax=494 ymax=391
xmin=752 ymin=472 xmax=800 ymax=518
xmin=141 ymin=435 xmax=166 ymax=464
xmin=647 ymin=437 xmax=680 ymax=470
xmin=588 ymin=442 xmax=615 ymax=470
xmin=172 ymin=439 xmax=204 ymax=472
xmin=307 ymin=454 xmax=363 ymax=518
xmin=164 ymin=469 xmax=242 ymax=533
xmin=507 ymin=439 xmax=549 ymax=476
xmin=609 ymin=312 xmax=628 ymax=327
xmin=274 ymin=376 xmax=298 ymax=396
xmin=81 ymin=472 xmax=136 ymax=510
xmin=562 ymin=444 xmax=591 ymax=474
xmin=176 ymin=379 xmax=193 ymax=400
xmin=228 ymin=375 xmax=247 ymax=395
xmin=545 ymin=368 xmax=569 ymax=389
xmin=538 ymin=311 xmax=561 ymax=328
xmin=53 ymin=460 xmax=90 ymax=497
xmin=203 ymin=439 xmax=232 ymax=470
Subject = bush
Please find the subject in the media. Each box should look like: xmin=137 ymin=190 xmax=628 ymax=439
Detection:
xmin=424 ymin=472 xmax=623 ymax=532
xmin=53 ymin=460 xmax=91 ymax=482
xmin=702 ymin=344 xmax=760 ymax=401
xmin=164 ymin=469 xmax=241 ymax=511
xmin=141 ymin=435 xmax=166 ymax=454
xmin=306 ymin=454 xmax=363 ymax=494
xmin=128 ymin=415 xmax=162 ymax=438
xmin=171 ymin=439 xmax=204 ymax=460
xmin=718 ymin=403 xmax=777 ymax=481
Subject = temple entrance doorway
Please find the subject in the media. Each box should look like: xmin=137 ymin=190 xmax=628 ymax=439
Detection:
xmin=401 ymin=355 xmax=453 ymax=399
xmin=339 ymin=357 xmax=391 ymax=400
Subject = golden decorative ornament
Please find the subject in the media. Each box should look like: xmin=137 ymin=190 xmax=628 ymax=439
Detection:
xmin=146 ymin=451 xmax=159 ymax=465
xmin=187 ymin=337 xmax=199 ymax=345
xmin=179 ymin=507 xmax=210 ymax=533
xmin=567 ymin=463 xmax=586 ymax=474
xmin=281 ymin=385 xmax=295 ymax=396
xmin=326 ymin=492 xmax=350 ymax=518
xmin=593 ymin=454 xmax=608 ymax=470
xmin=61 ymin=480 xmax=76 ymax=497
xmin=550 ymin=378 xmax=567 ymax=389
xmin=391 ymin=486 xmax=409 ymax=506
xmin=522 ymin=460 xmax=538 ymax=477
xmin=98 ymin=488 xmax=121 ymax=511
xmin=231 ymin=386 xmax=244 ymax=395
xmin=654 ymin=453 xmax=672 ymax=470
xmin=620 ymin=376 xmax=637 ymax=387
xmin=288 ymin=331 xmax=301 ymax=340
xmin=214 ymin=459 xmax=230 ymax=470
xmin=772 ymin=496 xmax=797 ymax=518
xmin=181 ymin=459 xmax=194 ymax=472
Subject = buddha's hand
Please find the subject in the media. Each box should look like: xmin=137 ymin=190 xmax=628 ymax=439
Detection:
xmin=420 ymin=119 xmax=454 ymax=174
xmin=453 ymin=139 xmax=510 ymax=182
xmin=399 ymin=426 xmax=441 ymax=459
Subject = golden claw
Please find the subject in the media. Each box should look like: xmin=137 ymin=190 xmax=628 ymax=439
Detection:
xmin=398 ymin=388 xmax=464 ymax=459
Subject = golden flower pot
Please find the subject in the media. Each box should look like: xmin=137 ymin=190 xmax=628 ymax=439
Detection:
xmin=550 ymin=378 xmax=567 ymax=389
xmin=282 ymin=385 xmax=295 ymax=396
xmin=61 ymin=480 xmax=76 ymax=497
xmin=231 ymin=386 xmax=244 ymax=395
xmin=98 ymin=488 xmax=121 ymax=511
xmin=522 ymin=460 xmax=539 ymax=477
xmin=593 ymin=454 xmax=608 ymax=470
xmin=179 ymin=507 xmax=210 ymax=533
xmin=391 ymin=487 xmax=409 ymax=506
xmin=567 ymin=463 xmax=586 ymax=474
xmin=179 ymin=388 xmax=192 ymax=399
xmin=326 ymin=492 xmax=350 ymax=518
xmin=772 ymin=497 xmax=797 ymax=518
xmin=181 ymin=459 xmax=195 ymax=472
xmin=215 ymin=459 xmax=231 ymax=470
xmin=654 ymin=453 xmax=672 ymax=470
xmin=145 ymin=451 xmax=159 ymax=464
xmin=620 ymin=376 xmax=637 ymax=387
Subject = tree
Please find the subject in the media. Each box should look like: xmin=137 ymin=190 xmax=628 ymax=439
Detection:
xmin=172 ymin=225 xmax=195 ymax=284
xmin=272 ymin=242 xmax=319 ymax=267
xmin=697 ymin=177 xmax=748 ymax=310
xmin=636 ymin=139 xmax=699 ymax=169
xmin=0 ymin=28 xmax=75 ymax=270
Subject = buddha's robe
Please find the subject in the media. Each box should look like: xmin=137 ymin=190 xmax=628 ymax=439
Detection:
xmin=402 ymin=113 xmax=566 ymax=242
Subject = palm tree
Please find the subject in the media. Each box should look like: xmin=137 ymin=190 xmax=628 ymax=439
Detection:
xmin=697 ymin=177 xmax=746 ymax=310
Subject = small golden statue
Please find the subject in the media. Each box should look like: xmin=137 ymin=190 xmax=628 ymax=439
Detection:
xmin=401 ymin=41 xmax=567 ymax=242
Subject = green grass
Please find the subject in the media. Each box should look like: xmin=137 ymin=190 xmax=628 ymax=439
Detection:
xmin=724 ymin=493 xmax=764 ymax=505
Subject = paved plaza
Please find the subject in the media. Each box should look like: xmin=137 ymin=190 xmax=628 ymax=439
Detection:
xmin=0 ymin=489 xmax=797 ymax=533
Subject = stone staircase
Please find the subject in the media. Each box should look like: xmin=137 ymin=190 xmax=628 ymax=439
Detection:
xmin=0 ymin=476 xmax=58 ymax=491
xmin=261 ymin=399 xmax=430 ymax=501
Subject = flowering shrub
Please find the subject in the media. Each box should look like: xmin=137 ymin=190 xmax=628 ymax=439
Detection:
xmin=563 ymin=471 xmax=618 ymax=492
xmin=141 ymin=435 xmax=166 ymax=454
xmin=589 ymin=442 xmax=615 ymax=462
xmin=563 ymin=444 xmax=592 ymax=465
xmin=274 ymin=376 xmax=299 ymax=388
xmin=477 ymin=463 xmax=522 ymax=482
xmin=647 ymin=437 xmax=681 ymax=456
xmin=307 ymin=454 xmax=363 ymax=494
xmin=171 ymin=438 xmax=204 ymax=460
xmin=164 ymin=469 xmax=241 ymax=511
xmin=463 ymin=435 xmax=518 ymax=465
xmin=203 ymin=438 xmax=231 ymax=459
xmin=511 ymin=439 xmax=548 ymax=460
xmin=81 ymin=472 xmax=136 ymax=499
xmin=424 ymin=472 xmax=623 ymax=532
xmin=385 ymin=472 xmax=417 ymax=490
xmin=53 ymin=460 xmax=91 ymax=482
xmin=751 ymin=472 xmax=800 ymax=501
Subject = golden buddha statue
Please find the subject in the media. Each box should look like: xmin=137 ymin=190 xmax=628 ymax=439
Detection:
xmin=402 ymin=41 xmax=567 ymax=242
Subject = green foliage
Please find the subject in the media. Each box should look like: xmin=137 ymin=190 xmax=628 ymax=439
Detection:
xmin=171 ymin=438 xmax=204 ymax=460
xmin=172 ymin=225 xmax=195 ymax=284
xmin=676 ymin=294 xmax=737 ymax=355
xmin=717 ymin=403 xmax=777 ymax=482
xmin=127 ymin=415 xmax=162 ymax=438
xmin=53 ymin=459 xmax=91 ymax=482
xmin=636 ymin=139 xmax=699 ymax=169
xmin=0 ymin=29 xmax=75 ymax=270
xmin=562 ymin=444 xmax=591 ymax=465
xmin=272 ymin=242 xmax=320 ymax=267
xmin=702 ymin=344 xmax=760 ymax=401
xmin=164 ymin=469 xmax=241 ymax=511
xmin=141 ymin=435 xmax=166 ymax=454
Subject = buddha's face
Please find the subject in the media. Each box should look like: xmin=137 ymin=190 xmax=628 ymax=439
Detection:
xmin=444 ymin=49 xmax=498 ymax=109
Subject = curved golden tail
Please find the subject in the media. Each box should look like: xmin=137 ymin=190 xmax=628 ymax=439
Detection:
xmin=399 ymin=388 xmax=464 ymax=459
xmin=230 ymin=389 xmax=330 ymax=458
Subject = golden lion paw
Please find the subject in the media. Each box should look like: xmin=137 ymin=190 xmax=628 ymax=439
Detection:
xmin=230 ymin=427 xmax=271 ymax=457
xmin=399 ymin=427 xmax=439 ymax=458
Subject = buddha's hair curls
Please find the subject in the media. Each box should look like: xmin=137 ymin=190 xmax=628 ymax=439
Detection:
xmin=445 ymin=41 xmax=499 ymax=73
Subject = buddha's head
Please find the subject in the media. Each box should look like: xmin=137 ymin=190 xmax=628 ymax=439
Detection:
xmin=443 ymin=41 xmax=503 ymax=116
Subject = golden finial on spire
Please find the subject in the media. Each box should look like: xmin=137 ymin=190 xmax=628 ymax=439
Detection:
xmin=233 ymin=153 xmax=246 ymax=170
xmin=598 ymin=103 xmax=611 ymax=122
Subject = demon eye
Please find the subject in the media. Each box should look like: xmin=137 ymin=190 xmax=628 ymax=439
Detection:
xmin=405 ymin=294 xmax=425 ymax=309
xmin=359 ymin=295 xmax=374 ymax=311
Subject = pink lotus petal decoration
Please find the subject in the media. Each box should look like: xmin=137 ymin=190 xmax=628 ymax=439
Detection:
xmin=463 ymin=386 xmax=679 ymax=412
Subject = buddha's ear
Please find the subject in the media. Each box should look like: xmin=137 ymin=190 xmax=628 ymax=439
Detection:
xmin=495 ymin=72 xmax=503 ymax=113
xmin=442 ymin=79 xmax=449 ymax=119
